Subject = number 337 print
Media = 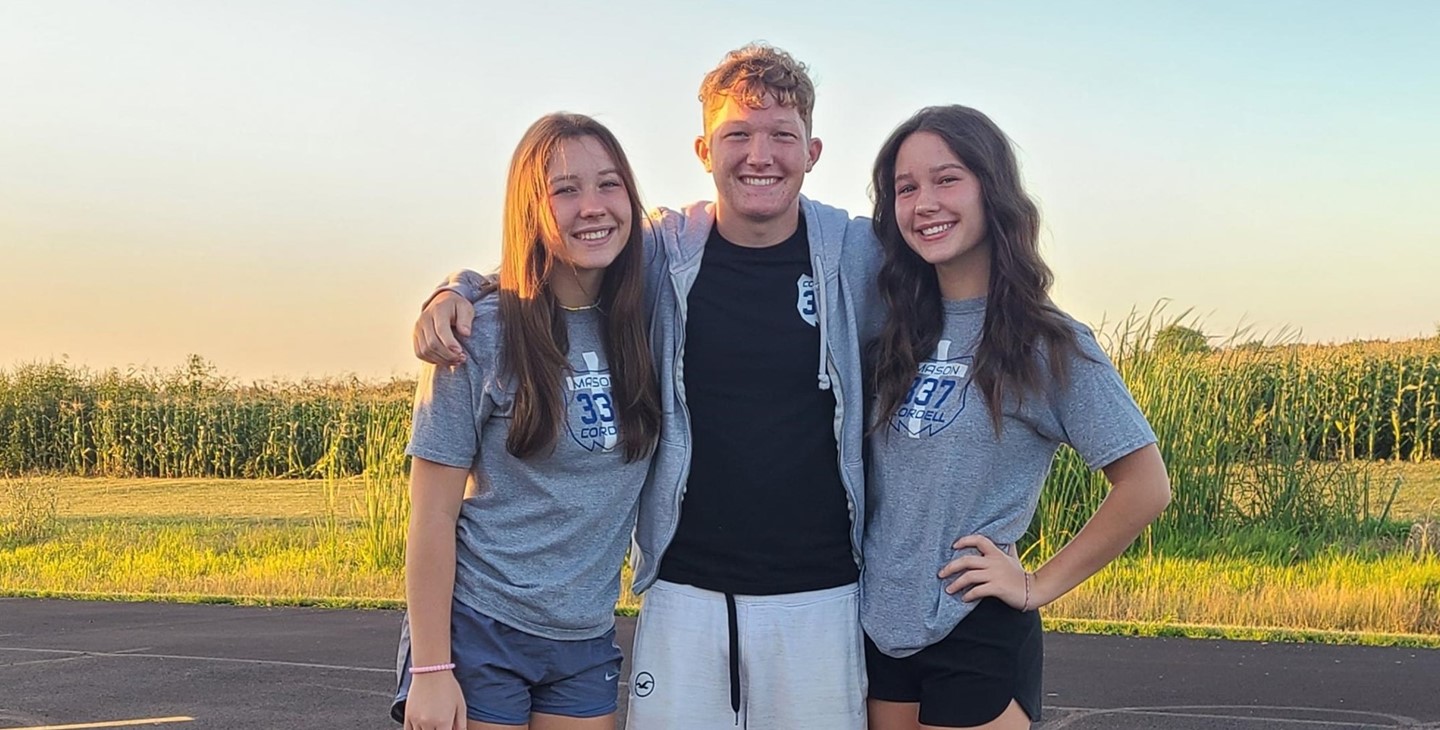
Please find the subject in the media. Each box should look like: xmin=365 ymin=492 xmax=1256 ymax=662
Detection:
xmin=889 ymin=341 xmax=973 ymax=439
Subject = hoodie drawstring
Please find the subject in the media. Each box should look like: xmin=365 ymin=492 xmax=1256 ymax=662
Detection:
xmin=812 ymin=254 xmax=832 ymax=391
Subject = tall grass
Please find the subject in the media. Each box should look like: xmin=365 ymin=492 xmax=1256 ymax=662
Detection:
xmin=0 ymin=476 xmax=61 ymax=547
xmin=1027 ymin=311 xmax=1424 ymax=559
xmin=356 ymin=404 xmax=409 ymax=571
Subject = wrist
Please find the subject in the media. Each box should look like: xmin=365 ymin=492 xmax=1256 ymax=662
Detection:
xmin=1028 ymin=569 xmax=1061 ymax=610
xmin=409 ymin=660 xmax=456 ymax=676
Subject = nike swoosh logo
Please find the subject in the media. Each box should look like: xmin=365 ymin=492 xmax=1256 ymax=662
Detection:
xmin=605 ymin=671 xmax=620 ymax=681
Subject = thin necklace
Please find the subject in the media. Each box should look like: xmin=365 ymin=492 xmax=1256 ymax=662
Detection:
xmin=558 ymin=300 xmax=600 ymax=312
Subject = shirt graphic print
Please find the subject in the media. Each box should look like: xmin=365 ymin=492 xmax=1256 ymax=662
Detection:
xmin=566 ymin=351 xmax=619 ymax=452
xmin=796 ymin=273 xmax=818 ymax=327
xmin=889 ymin=339 xmax=974 ymax=439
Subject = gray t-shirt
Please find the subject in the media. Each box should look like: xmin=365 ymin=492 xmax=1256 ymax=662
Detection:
xmin=861 ymin=296 xmax=1156 ymax=657
xmin=407 ymin=294 xmax=648 ymax=640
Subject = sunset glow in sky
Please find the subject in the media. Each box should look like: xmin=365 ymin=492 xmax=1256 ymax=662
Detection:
xmin=3 ymin=1 xmax=1437 ymax=380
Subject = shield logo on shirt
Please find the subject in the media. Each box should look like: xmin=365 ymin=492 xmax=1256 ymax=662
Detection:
xmin=889 ymin=340 xmax=973 ymax=439
xmin=565 ymin=351 xmax=619 ymax=452
xmin=796 ymin=274 xmax=818 ymax=327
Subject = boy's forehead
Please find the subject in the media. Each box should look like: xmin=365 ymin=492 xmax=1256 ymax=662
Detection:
xmin=705 ymin=93 xmax=805 ymax=132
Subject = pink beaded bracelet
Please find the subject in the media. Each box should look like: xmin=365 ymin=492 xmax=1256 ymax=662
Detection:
xmin=409 ymin=662 xmax=456 ymax=675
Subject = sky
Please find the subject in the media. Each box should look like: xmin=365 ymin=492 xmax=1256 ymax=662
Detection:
xmin=2 ymin=1 xmax=1437 ymax=381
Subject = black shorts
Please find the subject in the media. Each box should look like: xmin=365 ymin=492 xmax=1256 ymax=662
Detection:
xmin=864 ymin=598 xmax=1043 ymax=727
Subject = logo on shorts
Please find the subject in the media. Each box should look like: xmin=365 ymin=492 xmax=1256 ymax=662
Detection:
xmin=796 ymin=274 xmax=818 ymax=327
xmin=565 ymin=351 xmax=619 ymax=452
xmin=633 ymin=671 xmax=655 ymax=698
xmin=889 ymin=339 xmax=973 ymax=439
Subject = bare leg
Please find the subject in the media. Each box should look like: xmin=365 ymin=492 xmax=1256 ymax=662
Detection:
xmin=467 ymin=720 xmax=527 ymax=730
xmin=868 ymin=699 xmax=921 ymax=730
xmin=920 ymin=699 xmax=1031 ymax=730
xmin=529 ymin=711 xmax=617 ymax=730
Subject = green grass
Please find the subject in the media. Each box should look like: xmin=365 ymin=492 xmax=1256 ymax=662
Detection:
xmin=3 ymin=475 xmax=1438 ymax=645
xmin=1042 ymin=618 xmax=1440 ymax=649
xmin=1051 ymin=552 xmax=1440 ymax=636
xmin=0 ymin=519 xmax=400 ymax=599
xmin=30 ymin=461 xmax=1436 ymax=529
xmin=42 ymin=476 xmax=368 ymax=519
xmin=1377 ymin=460 xmax=1440 ymax=522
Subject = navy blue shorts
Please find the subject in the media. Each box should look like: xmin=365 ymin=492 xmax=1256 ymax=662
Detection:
xmin=392 ymin=600 xmax=624 ymax=726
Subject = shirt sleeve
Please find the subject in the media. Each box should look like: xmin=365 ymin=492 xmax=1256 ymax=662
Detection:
xmin=406 ymin=315 xmax=494 ymax=469
xmin=425 ymin=269 xmax=496 ymax=309
xmin=1046 ymin=325 xmax=1158 ymax=471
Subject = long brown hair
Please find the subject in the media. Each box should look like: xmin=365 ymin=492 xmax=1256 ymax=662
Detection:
xmin=498 ymin=113 xmax=659 ymax=461
xmin=867 ymin=105 xmax=1083 ymax=435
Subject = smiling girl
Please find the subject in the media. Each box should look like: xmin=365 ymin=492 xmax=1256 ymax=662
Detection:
xmin=393 ymin=113 xmax=661 ymax=730
xmin=860 ymin=105 xmax=1172 ymax=730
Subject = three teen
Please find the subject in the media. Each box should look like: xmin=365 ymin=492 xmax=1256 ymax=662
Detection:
xmin=403 ymin=48 xmax=1169 ymax=730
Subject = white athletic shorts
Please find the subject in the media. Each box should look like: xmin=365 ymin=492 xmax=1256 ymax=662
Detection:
xmin=624 ymin=580 xmax=866 ymax=730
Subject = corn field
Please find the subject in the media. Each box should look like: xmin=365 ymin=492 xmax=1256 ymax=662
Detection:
xmin=2 ymin=325 xmax=1438 ymax=551
xmin=0 ymin=356 xmax=413 ymax=478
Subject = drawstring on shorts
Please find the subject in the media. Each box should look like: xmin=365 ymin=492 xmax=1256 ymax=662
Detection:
xmin=726 ymin=592 xmax=740 ymax=726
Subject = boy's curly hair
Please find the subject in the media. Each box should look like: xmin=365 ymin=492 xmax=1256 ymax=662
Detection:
xmin=698 ymin=43 xmax=815 ymax=135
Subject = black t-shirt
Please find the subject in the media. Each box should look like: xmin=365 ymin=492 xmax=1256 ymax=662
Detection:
xmin=658 ymin=216 xmax=859 ymax=595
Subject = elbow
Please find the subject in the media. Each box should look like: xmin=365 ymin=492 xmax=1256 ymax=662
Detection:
xmin=1150 ymin=475 xmax=1173 ymax=519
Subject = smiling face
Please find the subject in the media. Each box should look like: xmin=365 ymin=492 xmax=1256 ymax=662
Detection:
xmin=695 ymin=93 xmax=822 ymax=237
xmin=545 ymin=135 xmax=632 ymax=276
xmin=893 ymin=130 xmax=990 ymax=292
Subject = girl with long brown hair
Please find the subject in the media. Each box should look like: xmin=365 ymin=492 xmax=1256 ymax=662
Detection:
xmin=393 ymin=113 xmax=661 ymax=730
xmin=860 ymin=105 xmax=1172 ymax=730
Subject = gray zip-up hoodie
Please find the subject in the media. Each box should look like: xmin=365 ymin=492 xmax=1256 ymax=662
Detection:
xmin=435 ymin=196 xmax=884 ymax=595
xmin=629 ymin=196 xmax=882 ymax=593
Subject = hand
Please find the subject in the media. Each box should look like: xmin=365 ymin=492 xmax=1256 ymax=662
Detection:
xmin=404 ymin=670 xmax=467 ymax=730
xmin=413 ymin=291 xmax=474 ymax=366
xmin=938 ymin=535 xmax=1030 ymax=610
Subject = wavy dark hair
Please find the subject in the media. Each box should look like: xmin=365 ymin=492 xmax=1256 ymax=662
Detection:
xmin=867 ymin=105 xmax=1083 ymax=435
xmin=498 ymin=113 xmax=660 ymax=461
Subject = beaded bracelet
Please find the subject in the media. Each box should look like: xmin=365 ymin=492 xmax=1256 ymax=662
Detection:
xmin=409 ymin=662 xmax=456 ymax=675
xmin=1021 ymin=571 xmax=1034 ymax=612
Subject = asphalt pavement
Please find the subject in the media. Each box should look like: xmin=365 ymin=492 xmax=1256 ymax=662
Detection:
xmin=1 ymin=598 xmax=1436 ymax=729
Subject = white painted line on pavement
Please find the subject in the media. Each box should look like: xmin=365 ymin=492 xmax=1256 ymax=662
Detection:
xmin=3 ymin=717 xmax=193 ymax=730
xmin=1044 ymin=704 xmax=1420 ymax=729
xmin=1117 ymin=709 xmax=1402 ymax=727
xmin=0 ymin=645 xmax=388 ymax=673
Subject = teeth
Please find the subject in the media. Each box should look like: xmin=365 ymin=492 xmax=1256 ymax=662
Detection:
xmin=741 ymin=177 xmax=780 ymax=187
xmin=920 ymin=223 xmax=954 ymax=236
xmin=576 ymin=229 xmax=612 ymax=241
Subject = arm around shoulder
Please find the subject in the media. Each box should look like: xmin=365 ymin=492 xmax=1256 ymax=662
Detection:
xmin=414 ymin=270 xmax=495 ymax=366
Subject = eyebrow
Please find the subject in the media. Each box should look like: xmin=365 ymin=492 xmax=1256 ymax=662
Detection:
xmin=894 ymin=162 xmax=967 ymax=181
xmin=716 ymin=119 xmax=799 ymax=132
xmin=549 ymin=168 xmax=620 ymax=184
